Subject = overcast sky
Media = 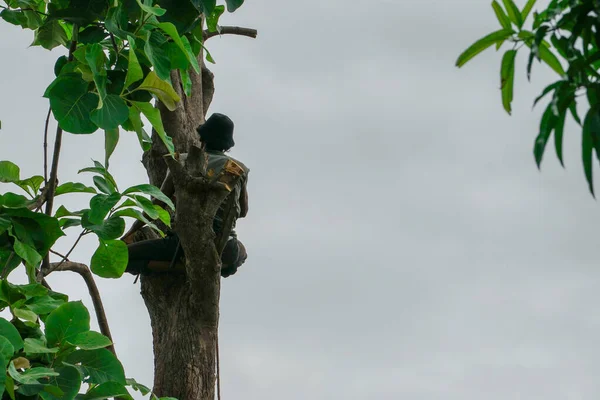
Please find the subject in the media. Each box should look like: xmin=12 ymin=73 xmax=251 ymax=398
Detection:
xmin=4 ymin=0 xmax=600 ymax=399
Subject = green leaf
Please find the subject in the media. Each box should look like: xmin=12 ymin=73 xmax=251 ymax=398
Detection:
xmin=8 ymin=362 xmax=59 ymax=385
xmin=144 ymin=30 xmax=171 ymax=80
xmin=111 ymin=208 xmax=163 ymax=236
xmin=0 ymin=161 xmax=20 ymax=183
xmin=158 ymin=22 xmax=200 ymax=73
xmin=12 ymin=308 xmax=37 ymax=323
xmin=24 ymin=295 xmax=65 ymax=315
xmin=154 ymin=205 xmax=171 ymax=227
xmin=83 ymin=381 xmax=129 ymax=399
xmin=534 ymin=103 xmax=557 ymax=168
xmin=11 ymin=236 xmax=42 ymax=269
xmin=582 ymin=114 xmax=595 ymax=197
xmin=15 ymin=176 xmax=44 ymax=198
xmin=83 ymin=215 xmax=125 ymax=240
xmin=93 ymin=176 xmax=115 ymax=195
xmin=123 ymin=39 xmax=143 ymax=90
xmin=90 ymin=95 xmax=129 ymax=130
xmin=180 ymin=68 xmax=192 ymax=97
xmin=0 ymin=336 xmax=15 ymax=361
xmin=67 ymin=331 xmax=112 ymax=350
xmin=205 ymin=4 xmax=224 ymax=32
xmin=0 ymin=319 xmax=23 ymax=351
xmin=65 ymin=348 xmax=126 ymax=385
xmin=500 ymin=49 xmax=517 ymax=115
xmin=456 ymin=29 xmax=514 ymax=67
xmin=32 ymin=19 xmax=68 ymax=50
xmin=90 ymin=239 xmax=128 ymax=278
xmin=537 ymin=45 xmax=565 ymax=76
xmin=55 ymin=182 xmax=97 ymax=196
xmin=130 ymin=102 xmax=174 ymax=155
xmin=48 ymin=75 xmax=99 ymax=134
xmin=87 ymin=193 xmax=121 ymax=225
xmin=85 ymin=43 xmax=108 ymax=106
xmin=133 ymin=195 xmax=159 ymax=219
xmin=1 ymin=9 xmax=43 ymax=30
xmin=123 ymin=184 xmax=175 ymax=210
xmin=133 ymin=71 xmax=181 ymax=112
xmin=126 ymin=108 xmax=152 ymax=151
xmin=79 ymin=26 xmax=108 ymax=44
xmin=45 ymin=301 xmax=90 ymax=348
xmin=23 ymin=338 xmax=59 ymax=355
xmin=502 ymin=0 xmax=523 ymax=27
xmin=126 ymin=378 xmax=151 ymax=395
xmin=492 ymin=1 xmax=512 ymax=29
xmin=42 ymin=366 xmax=80 ymax=400
xmin=554 ymin=105 xmax=567 ymax=167
xmin=136 ymin=0 xmax=166 ymax=16
xmin=104 ymin=129 xmax=120 ymax=169
xmin=521 ymin=0 xmax=537 ymax=22
xmin=225 ymin=0 xmax=244 ymax=12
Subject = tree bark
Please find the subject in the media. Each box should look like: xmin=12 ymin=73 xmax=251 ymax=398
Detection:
xmin=138 ymin=44 xmax=225 ymax=398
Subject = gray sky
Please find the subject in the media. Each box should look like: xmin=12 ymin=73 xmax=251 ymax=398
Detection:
xmin=3 ymin=0 xmax=600 ymax=399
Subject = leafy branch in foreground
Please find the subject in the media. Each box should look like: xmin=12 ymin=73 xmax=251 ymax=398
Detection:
xmin=456 ymin=0 xmax=600 ymax=196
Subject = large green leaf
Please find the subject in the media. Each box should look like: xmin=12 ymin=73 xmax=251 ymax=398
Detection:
xmin=88 ymin=193 xmax=121 ymax=225
xmin=24 ymin=294 xmax=65 ymax=315
xmin=1 ymin=9 xmax=43 ymax=29
xmin=90 ymin=95 xmax=129 ymax=130
xmin=83 ymin=214 xmax=125 ymax=240
xmin=90 ymin=239 xmax=128 ymax=278
xmin=65 ymin=348 xmax=126 ymax=385
xmin=23 ymin=338 xmax=59 ymax=355
xmin=0 ymin=161 xmax=20 ymax=183
xmin=32 ymin=19 xmax=68 ymax=50
xmin=8 ymin=362 xmax=59 ymax=385
xmin=537 ymin=45 xmax=565 ymax=76
xmin=85 ymin=43 xmax=108 ymax=106
xmin=67 ymin=331 xmax=112 ymax=350
xmin=133 ymin=71 xmax=181 ymax=111
xmin=123 ymin=183 xmax=175 ymax=210
xmin=45 ymin=301 xmax=90 ymax=348
xmin=500 ymin=50 xmax=517 ymax=114
xmin=144 ymin=30 xmax=171 ymax=80
xmin=130 ymin=101 xmax=174 ymax=155
xmin=48 ymin=74 xmax=99 ymax=134
xmin=42 ymin=366 xmax=81 ymax=400
xmin=533 ymin=102 xmax=558 ymax=168
xmin=0 ymin=336 xmax=15 ymax=361
xmin=456 ymin=29 xmax=514 ymax=67
xmin=0 ymin=319 xmax=23 ymax=351
xmin=11 ymin=236 xmax=42 ymax=269
xmin=554 ymin=105 xmax=567 ymax=167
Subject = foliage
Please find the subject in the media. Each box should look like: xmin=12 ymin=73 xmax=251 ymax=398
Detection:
xmin=0 ymin=0 xmax=246 ymax=397
xmin=456 ymin=0 xmax=600 ymax=196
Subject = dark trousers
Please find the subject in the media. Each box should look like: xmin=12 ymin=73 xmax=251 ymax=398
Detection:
xmin=126 ymin=233 xmax=247 ymax=278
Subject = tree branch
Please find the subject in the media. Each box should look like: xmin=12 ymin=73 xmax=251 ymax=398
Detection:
xmin=203 ymin=26 xmax=258 ymax=41
xmin=47 ymin=262 xmax=116 ymax=355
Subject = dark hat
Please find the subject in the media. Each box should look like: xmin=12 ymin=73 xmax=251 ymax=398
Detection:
xmin=196 ymin=113 xmax=235 ymax=151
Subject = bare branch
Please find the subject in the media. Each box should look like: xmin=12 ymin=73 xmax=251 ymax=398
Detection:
xmin=203 ymin=26 xmax=258 ymax=41
xmin=47 ymin=262 xmax=116 ymax=355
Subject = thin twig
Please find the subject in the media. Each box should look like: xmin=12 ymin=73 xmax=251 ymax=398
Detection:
xmin=43 ymin=107 xmax=51 ymax=185
xmin=48 ymin=249 xmax=68 ymax=259
xmin=47 ymin=262 xmax=116 ymax=355
xmin=44 ymin=230 xmax=85 ymax=276
xmin=203 ymin=26 xmax=258 ymax=41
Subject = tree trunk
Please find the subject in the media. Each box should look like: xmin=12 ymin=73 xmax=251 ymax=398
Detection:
xmin=139 ymin=49 xmax=223 ymax=399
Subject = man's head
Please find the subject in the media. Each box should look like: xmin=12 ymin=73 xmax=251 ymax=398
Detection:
xmin=196 ymin=113 xmax=235 ymax=151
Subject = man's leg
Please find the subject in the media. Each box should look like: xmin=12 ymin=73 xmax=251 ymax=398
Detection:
xmin=125 ymin=234 xmax=183 ymax=275
xmin=221 ymin=237 xmax=247 ymax=278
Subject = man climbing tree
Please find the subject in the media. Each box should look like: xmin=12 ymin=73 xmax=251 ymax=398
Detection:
xmin=0 ymin=0 xmax=258 ymax=399
xmin=123 ymin=112 xmax=250 ymax=278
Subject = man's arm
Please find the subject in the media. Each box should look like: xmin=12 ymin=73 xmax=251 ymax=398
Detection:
xmin=121 ymin=172 xmax=175 ymax=243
